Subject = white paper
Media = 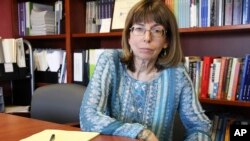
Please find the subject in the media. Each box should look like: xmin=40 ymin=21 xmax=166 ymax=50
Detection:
xmin=73 ymin=52 xmax=83 ymax=82
xmin=20 ymin=129 xmax=99 ymax=141
xmin=100 ymin=18 xmax=111 ymax=33
xmin=46 ymin=49 xmax=63 ymax=72
xmin=4 ymin=63 xmax=14 ymax=72
xmin=111 ymin=0 xmax=140 ymax=30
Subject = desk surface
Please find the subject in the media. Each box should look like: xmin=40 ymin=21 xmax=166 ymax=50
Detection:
xmin=0 ymin=113 xmax=137 ymax=141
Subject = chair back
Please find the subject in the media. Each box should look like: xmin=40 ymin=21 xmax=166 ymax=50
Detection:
xmin=30 ymin=83 xmax=85 ymax=124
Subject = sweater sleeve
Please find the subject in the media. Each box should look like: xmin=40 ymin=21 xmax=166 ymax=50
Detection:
xmin=79 ymin=50 xmax=144 ymax=138
xmin=177 ymin=67 xmax=212 ymax=141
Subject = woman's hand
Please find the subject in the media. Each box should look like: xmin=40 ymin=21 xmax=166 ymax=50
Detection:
xmin=146 ymin=132 xmax=158 ymax=141
xmin=137 ymin=129 xmax=158 ymax=141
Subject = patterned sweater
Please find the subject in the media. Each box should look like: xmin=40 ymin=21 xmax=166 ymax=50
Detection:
xmin=80 ymin=50 xmax=211 ymax=141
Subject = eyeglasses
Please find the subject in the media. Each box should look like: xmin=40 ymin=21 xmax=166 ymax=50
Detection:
xmin=129 ymin=26 xmax=166 ymax=37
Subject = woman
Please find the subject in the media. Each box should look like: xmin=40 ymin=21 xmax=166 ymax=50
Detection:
xmin=80 ymin=0 xmax=211 ymax=141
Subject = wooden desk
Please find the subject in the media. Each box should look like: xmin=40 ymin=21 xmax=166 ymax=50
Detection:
xmin=0 ymin=113 xmax=137 ymax=141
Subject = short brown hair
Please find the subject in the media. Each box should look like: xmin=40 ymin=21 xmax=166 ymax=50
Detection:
xmin=121 ymin=0 xmax=184 ymax=72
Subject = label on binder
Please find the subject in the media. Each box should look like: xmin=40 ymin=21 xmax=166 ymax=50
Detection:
xmin=4 ymin=63 xmax=14 ymax=72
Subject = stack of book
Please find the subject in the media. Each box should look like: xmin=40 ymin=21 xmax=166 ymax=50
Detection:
xmin=185 ymin=54 xmax=250 ymax=102
xmin=165 ymin=0 xmax=250 ymax=28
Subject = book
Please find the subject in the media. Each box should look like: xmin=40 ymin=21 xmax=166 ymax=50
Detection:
xmin=224 ymin=57 xmax=233 ymax=97
xmin=195 ymin=61 xmax=202 ymax=96
xmin=224 ymin=117 xmax=236 ymax=141
xmin=210 ymin=0 xmax=216 ymax=26
xmin=233 ymin=0 xmax=243 ymax=25
xmin=190 ymin=0 xmax=199 ymax=27
xmin=59 ymin=50 xmax=66 ymax=83
xmin=242 ymin=0 xmax=250 ymax=24
xmin=73 ymin=50 xmax=89 ymax=85
xmin=208 ymin=58 xmax=221 ymax=99
xmin=231 ymin=59 xmax=242 ymax=101
xmin=224 ymin=0 xmax=233 ymax=25
xmin=215 ymin=0 xmax=225 ymax=26
xmin=200 ymin=56 xmax=214 ymax=98
xmin=18 ymin=2 xmax=26 ymax=36
xmin=215 ymin=115 xmax=228 ymax=141
xmin=227 ymin=58 xmax=241 ymax=101
xmin=217 ymin=57 xmax=229 ymax=99
xmin=211 ymin=115 xmax=219 ymax=141
xmin=82 ymin=50 xmax=89 ymax=86
xmin=54 ymin=0 xmax=63 ymax=34
xmin=88 ymin=49 xmax=106 ymax=79
xmin=239 ymin=54 xmax=250 ymax=101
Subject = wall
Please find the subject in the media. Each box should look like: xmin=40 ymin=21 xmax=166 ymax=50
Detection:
xmin=0 ymin=0 xmax=14 ymax=38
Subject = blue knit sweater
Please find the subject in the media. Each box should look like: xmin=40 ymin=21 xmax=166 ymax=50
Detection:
xmin=80 ymin=50 xmax=211 ymax=141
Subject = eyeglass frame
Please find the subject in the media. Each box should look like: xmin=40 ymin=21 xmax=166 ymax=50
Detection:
xmin=129 ymin=26 xmax=167 ymax=37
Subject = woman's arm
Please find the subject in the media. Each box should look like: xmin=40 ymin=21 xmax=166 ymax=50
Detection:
xmin=79 ymin=50 xmax=144 ymax=138
xmin=178 ymin=68 xmax=212 ymax=141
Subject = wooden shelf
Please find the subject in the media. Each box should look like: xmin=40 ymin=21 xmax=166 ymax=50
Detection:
xmin=71 ymin=24 xmax=250 ymax=39
xmin=199 ymin=98 xmax=250 ymax=108
xmin=21 ymin=34 xmax=66 ymax=40
xmin=3 ymin=0 xmax=249 ymax=115
xmin=179 ymin=24 xmax=250 ymax=33
xmin=16 ymin=24 xmax=250 ymax=50
xmin=72 ymin=32 xmax=122 ymax=38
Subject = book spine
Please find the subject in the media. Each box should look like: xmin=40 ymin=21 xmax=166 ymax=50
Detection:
xmin=224 ymin=58 xmax=233 ymax=97
xmin=231 ymin=60 xmax=242 ymax=101
xmin=233 ymin=0 xmax=243 ymax=25
xmin=195 ymin=61 xmax=201 ymax=96
xmin=224 ymin=0 xmax=233 ymax=25
xmin=239 ymin=54 xmax=250 ymax=101
xmin=17 ymin=3 xmax=22 ymax=36
xmin=210 ymin=0 xmax=216 ymax=26
xmin=227 ymin=58 xmax=239 ymax=100
xmin=212 ymin=60 xmax=221 ymax=99
xmin=208 ymin=63 xmax=215 ymax=99
xmin=217 ymin=57 xmax=227 ymax=99
xmin=242 ymin=0 xmax=250 ymax=24
xmin=20 ymin=2 xmax=25 ymax=36
xmin=200 ymin=56 xmax=213 ymax=98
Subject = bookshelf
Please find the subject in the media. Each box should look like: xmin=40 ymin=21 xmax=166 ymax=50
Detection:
xmin=3 ymin=0 xmax=250 ymax=117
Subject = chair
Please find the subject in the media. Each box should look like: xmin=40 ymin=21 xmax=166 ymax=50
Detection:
xmin=173 ymin=113 xmax=185 ymax=141
xmin=30 ymin=83 xmax=85 ymax=125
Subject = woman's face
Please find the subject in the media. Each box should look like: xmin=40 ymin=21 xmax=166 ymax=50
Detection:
xmin=128 ymin=21 xmax=168 ymax=61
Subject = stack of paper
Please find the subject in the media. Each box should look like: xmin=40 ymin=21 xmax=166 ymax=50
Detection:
xmin=30 ymin=4 xmax=55 ymax=35
xmin=33 ymin=49 xmax=64 ymax=72
xmin=1 ymin=39 xmax=17 ymax=63
xmin=33 ymin=49 xmax=48 ymax=71
xmin=20 ymin=129 xmax=100 ymax=141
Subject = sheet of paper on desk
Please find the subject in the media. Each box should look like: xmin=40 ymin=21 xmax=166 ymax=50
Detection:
xmin=20 ymin=129 xmax=100 ymax=141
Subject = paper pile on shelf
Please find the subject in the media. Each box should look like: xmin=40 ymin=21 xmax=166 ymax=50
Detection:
xmin=30 ymin=4 xmax=55 ymax=35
